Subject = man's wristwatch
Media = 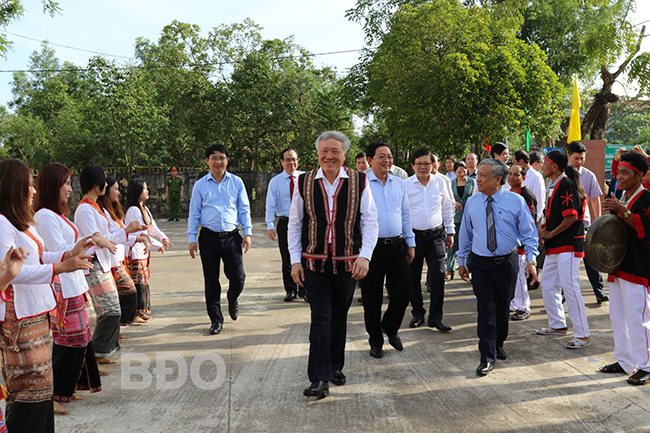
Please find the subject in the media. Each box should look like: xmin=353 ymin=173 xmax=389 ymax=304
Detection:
xmin=623 ymin=210 xmax=632 ymax=219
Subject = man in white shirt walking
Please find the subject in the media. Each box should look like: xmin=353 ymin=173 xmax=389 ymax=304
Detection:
xmin=406 ymin=149 xmax=456 ymax=331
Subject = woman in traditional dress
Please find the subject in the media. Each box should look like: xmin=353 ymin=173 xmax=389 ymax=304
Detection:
xmin=99 ymin=176 xmax=151 ymax=328
xmin=446 ymin=161 xmax=474 ymax=280
xmin=125 ymin=179 xmax=171 ymax=320
xmin=73 ymin=164 xmax=146 ymax=367
xmin=34 ymin=163 xmax=115 ymax=414
xmin=0 ymin=158 xmax=93 ymax=433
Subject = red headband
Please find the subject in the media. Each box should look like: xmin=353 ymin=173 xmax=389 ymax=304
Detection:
xmin=619 ymin=162 xmax=641 ymax=173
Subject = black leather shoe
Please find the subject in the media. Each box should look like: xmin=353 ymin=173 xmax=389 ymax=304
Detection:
xmin=476 ymin=362 xmax=495 ymax=376
xmin=303 ymin=381 xmax=329 ymax=398
xmin=369 ymin=346 xmax=383 ymax=358
xmin=174 ymin=218 xmax=179 ymax=222
xmin=428 ymin=319 xmax=452 ymax=332
xmin=386 ymin=333 xmax=403 ymax=351
xmin=228 ymin=300 xmax=239 ymax=321
xmin=298 ymin=289 xmax=308 ymax=303
xmin=596 ymin=295 xmax=609 ymax=304
xmin=496 ymin=346 xmax=507 ymax=360
xmin=209 ymin=322 xmax=222 ymax=335
xmin=331 ymin=370 xmax=346 ymax=386
xmin=409 ymin=316 xmax=425 ymax=328
xmin=284 ymin=292 xmax=296 ymax=302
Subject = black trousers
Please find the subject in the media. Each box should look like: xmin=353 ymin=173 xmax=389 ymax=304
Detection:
xmin=583 ymin=257 xmax=605 ymax=298
xmin=360 ymin=240 xmax=411 ymax=348
xmin=410 ymin=229 xmax=446 ymax=321
xmin=469 ymin=252 xmax=518 ymax=364
xmin=6 ymin=399 xmax=54 ymax=433
xmin=277 ymin=217 xmax=298 ymax=295
xmin=199 ymin=228 xmax=246 ymax=325
xmin=304 ymin=258 xmax=356 ymax=382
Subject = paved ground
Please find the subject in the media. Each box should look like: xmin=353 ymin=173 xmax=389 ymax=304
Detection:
xmin=52 ymin=218 xmax=650 ymax=433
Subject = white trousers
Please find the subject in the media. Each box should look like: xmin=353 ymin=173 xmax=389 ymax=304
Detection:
xmin=510 ymin=254 xmax=530 ymax=313
xmin=609 ymin=278 xmax=650 ymax=374
xmin=540 ymin=252 xmax=589 ymax=338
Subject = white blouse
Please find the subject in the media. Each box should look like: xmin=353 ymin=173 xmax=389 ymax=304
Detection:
xmin=34 ymin=208 xmax=89 ymax=300
xmin=104 ymin=210 xmax=131 ymax=268
xmin=73 ymin=201 xmax=136 ymax=274
xmin=125 ymin=205 xmax=167 ymax=260
xmin=0 ymin=215 xmax=57 ymax=320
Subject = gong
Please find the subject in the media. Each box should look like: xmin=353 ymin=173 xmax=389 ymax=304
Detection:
xmin=585 ymin=214 xmax=628 ymax=273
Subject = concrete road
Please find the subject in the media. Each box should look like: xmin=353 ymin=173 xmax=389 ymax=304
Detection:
xmin=54 ymin=218 xmax=650 ymax=433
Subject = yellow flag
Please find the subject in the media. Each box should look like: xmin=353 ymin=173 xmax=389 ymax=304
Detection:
xmin=567 ymin=76 xmax=582 ymax=143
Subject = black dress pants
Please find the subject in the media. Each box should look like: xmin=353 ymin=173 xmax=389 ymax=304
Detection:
xmin=360 ymin=240 xmax=411 ymax=348
xmin=469 ymin=252 xmax=518 ymax=364
xmin=410 ymin=229 xmax=446 ymax=321
xmin=304 ymin=258 xmax=356 ymax=382
xmin=277 ymin=217 xmax=298 ymax=295
xmin=199 ymin=228 xmax=246 ymax=325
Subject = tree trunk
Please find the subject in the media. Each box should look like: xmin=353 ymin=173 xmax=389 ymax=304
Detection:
xmin=580 ymin=26 xmax=645 ymax=142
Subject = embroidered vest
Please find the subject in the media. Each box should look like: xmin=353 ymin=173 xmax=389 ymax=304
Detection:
xmin=298 ymin=168 xmax=365 ymax=273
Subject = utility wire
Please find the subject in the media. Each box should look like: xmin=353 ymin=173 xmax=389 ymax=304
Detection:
xmin=3 ymin=30 xmax=133 ymax=59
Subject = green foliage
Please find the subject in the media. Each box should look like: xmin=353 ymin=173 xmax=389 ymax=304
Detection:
xmin=605 ymin=97 xmax=650 ymax=145
xmin=363 ymin=0 xmax=564 ymax=158
xmin=0 ymin=1 xmax=60 ymax=56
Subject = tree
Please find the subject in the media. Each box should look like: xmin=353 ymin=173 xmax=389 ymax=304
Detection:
xmin=0 ymin=1 xmax=59 ymax=56
xmin=360 ymin=1 xmax=564 ymax=156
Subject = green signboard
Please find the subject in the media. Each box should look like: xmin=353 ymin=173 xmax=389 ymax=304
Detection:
xmin=605 ymin=145 xmax=630 ymax=172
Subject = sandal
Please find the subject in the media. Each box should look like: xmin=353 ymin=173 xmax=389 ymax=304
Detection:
xmin=600 ymin=362 xmax=625 ymax=374
xmin=566 ymin=338 xmax=591 ymax=349
xmin=627 ymin=370 xmax=650 ymax=386
xmin=511 ymin=310 xmax=530 ymax=321
xmin=536 ymin=327 xmax=567 ymax=335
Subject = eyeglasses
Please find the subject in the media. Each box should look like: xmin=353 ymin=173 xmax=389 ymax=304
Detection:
xmin=209 ymin=156 xmax=227 ymax=162
xmin=375 ymin=155 xmax=393 ymax=161
xmin=414 ymin=162 xmax=432 ymax=167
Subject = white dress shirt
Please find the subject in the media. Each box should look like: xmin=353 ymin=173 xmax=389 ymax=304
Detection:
xmin=523 ymin=167 xmax=546 ymax=222
xmin=288 ymin=167 xmax=378 ymax=264
xmin=0 ymin=215 xmax=57 ymax=320
xmin=34 ymin=208 xmax=89 ymax=299
xmin=405 ymin=174 xmax=455 ymax=234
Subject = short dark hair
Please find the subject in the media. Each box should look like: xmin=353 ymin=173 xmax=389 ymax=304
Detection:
xmin=280 ymin=148 xmax=297 ymax=160
xmin=620 ymin=151 xmax=650 ymax=176
xmin=0 ymin=159 xmax=34 ymax=232
xmin=366 ymin=142 xmax=391 ymax=159
xmin=35 ymin=163 xmax=72 ymax=216
xmin=546 ymin=150 xmax=568 ymax=172
xmin=530 ymin=151 xmax=544 ymax=165
xmin=410 ymin=148 xmax=434 ymax=165
xmin=205 ymin=144 xmax=229 ymax=159
xmin=79 ymin=164 xmax=106 ymax=195
xmin=453 ymin=161 xmax=467 ymax=172
xmin=513 ymin=150 xmax=530 ymax=164
xmin=490 ymin=142 xmax=508 ymax=158
xmin=355 ymin=152 xmax=366 ymax=160
xmin=445 ymin=155 xmax=457 ymax=162
xmin=567 ymin=141 xmax=587 ymax=155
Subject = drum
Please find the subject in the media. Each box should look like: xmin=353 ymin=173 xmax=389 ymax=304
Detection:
xmin=585 ymin=214 xmax=628 ymax=273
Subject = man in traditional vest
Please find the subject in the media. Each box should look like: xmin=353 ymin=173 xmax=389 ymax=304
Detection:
xmin=288 ymin=131 xmax=378 ymax=399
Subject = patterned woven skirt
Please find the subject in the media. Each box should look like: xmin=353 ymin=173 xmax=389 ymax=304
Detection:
xmin=129 ymin=258 xmax=151 ymax=311
xmin=85 ymin=257 xmax=121 ymax=358
xmin=113 ymin=264 xmax=137 ymax=324
xmin=50 ymin=283 xmax=92 ymax=348
xmin=0 ymin=287 xmax=53 ymax=404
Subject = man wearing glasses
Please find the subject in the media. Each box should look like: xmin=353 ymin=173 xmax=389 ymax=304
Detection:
xmin=405 ymin=148 xmax=456 ymax=331
xmin=187 ymin=144 xmax=252 ymax=335
xmin=265 ymin=148 xmax=305 ymax=302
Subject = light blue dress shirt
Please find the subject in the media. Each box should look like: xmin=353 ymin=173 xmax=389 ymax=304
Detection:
xmin=187 ymin=171 xmax=252 ymax=243
xmin=457 ymin=188 xmax=538 ymax=266
xmin=367 ymin=171 xmax=415 ymax=248
xmin=265 ymin=170 xmax=304 ymax=230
